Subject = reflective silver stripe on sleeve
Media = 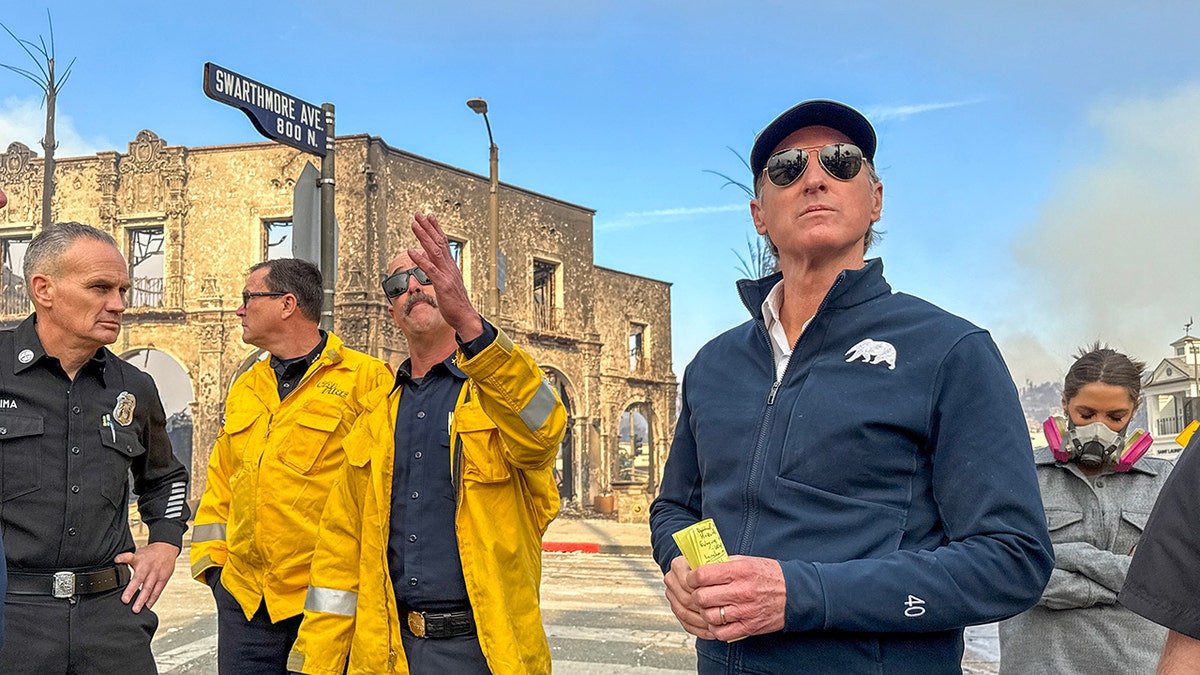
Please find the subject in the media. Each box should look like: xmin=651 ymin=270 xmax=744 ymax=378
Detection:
xmin=518 ymin=380 xmax=557 ymax=433
xmin=495 ymin=330 xmax=514 ymax=353
xmin=305 ymin=586 xmax=358 ymax=617
xmin=191 ymin=522 xmax=227 ymax=543
xmin=164 ymin=482 xmax=188 ymax=519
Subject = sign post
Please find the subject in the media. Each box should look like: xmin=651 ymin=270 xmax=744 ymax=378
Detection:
xmin=203 ymin=62 xmax=337 ymax=329
xmin=318 ymin=103 xmax=336 ymax=331
xmin=292 ymin=162 xmax=321 ymax=265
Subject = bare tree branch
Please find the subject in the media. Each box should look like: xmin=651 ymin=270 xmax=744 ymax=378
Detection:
xmin=0 ymin=24 xmax=49 ymax=82
xmin=708 ymin=147 xmax=777 ymax=278
xmin=45 ymin=9 xmax=55 ymax=59
xmin=1 ymin=13 xmax=73 ymax=229
xmin=702 ymin=168 xmax=754 ymax=199
xmin=0 ymin=62 xmax=44 ymax=87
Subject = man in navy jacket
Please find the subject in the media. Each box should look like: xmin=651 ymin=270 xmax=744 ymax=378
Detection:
xmin=0 ymin=184 xmax=5 ymax=651
xmin=649 ymin=100 xmax=1054 ymax=674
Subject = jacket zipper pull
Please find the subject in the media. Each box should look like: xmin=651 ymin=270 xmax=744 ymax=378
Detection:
xmin=767 ymin=379 xmax=781 ymax=405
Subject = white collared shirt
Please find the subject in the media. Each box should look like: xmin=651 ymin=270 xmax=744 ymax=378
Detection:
xmin=761 ymin=280 xmax=812 ymax=382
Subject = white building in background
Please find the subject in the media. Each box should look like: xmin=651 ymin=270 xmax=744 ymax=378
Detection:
xmin=1143 ymin=334 xmax=1200 ymax=458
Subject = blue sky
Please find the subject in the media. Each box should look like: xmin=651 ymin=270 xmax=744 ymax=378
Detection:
xmin=3 ymin=1 xmax=1199 ymax=390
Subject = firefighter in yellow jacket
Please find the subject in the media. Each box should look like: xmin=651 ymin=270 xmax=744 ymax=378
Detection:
xmin=288 ymin=213 xmax=566 ymax=675
xmin=190 ymin=258 xmax=391 ymax=674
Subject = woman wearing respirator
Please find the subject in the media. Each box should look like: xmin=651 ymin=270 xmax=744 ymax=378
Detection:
xmin=998 ymin=344 xmax=1173 ymax=674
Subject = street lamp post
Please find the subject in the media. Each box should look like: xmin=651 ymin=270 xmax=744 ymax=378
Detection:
xmin=1190 ymin=343 xmax=1200 ymax=429
xmin=467 ymin=97 xmax=501 ymax=318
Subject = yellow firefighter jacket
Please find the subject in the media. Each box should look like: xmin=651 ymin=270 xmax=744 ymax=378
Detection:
xmin=190 ymin=332 xmax=391 ymax=622
xmin=287 ymin=328 xmax=565 ymax=675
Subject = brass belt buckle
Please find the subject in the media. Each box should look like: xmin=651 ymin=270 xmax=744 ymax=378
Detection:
xmin=407 ymin=611 xmax=427 ymax=638
xmin=52 ymin=571 xmax=76 ymax=598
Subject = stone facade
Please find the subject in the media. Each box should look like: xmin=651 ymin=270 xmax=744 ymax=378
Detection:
xmin=0 ymin=132 xmax=676 ymax=520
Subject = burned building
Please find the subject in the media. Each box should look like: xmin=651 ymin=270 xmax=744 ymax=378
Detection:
xmin=0 ymin=131 xmax=676 ymax=521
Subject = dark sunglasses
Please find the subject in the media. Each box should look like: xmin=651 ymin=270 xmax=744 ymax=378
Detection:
xmin=764 ymin=143 xmax=865 ymax=187
xmin=381 ymin=266 xmax=432 ymax=299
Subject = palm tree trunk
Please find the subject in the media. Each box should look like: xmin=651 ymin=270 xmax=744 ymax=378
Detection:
xmin=40 ymin=56 xmax=55 ymax=229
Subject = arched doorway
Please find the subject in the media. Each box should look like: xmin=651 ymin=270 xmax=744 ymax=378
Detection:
xmin=542 ymin=367 xmax=575 ymax=502
xmin=616 ymin=403 xmax=652 ymax=487
xmin=121 ymin=347 xmax=195 ymax=471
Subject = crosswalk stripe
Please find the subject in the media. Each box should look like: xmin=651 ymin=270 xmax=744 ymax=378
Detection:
xmin=546 ymin=623 xmax=694 ymax=650
xmin=553 ymin=661 xmax=693 ymax=675
xmin=542 ymin=600 xmax=675 ymax=618
xmin=154 ymin=634 xmax=217 ymax=671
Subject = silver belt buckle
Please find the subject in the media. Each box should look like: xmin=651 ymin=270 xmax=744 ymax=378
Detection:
xmin=52 ymin=571 xmax=76 ymax=598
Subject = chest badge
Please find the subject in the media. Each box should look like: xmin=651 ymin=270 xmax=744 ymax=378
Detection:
xmin=845 ymin=338 xmax=897 ymax=370
xmin=17 ymin=349 xmax=34 ymax=364
xmin=113 ymin=391 xmax=137 ymax=426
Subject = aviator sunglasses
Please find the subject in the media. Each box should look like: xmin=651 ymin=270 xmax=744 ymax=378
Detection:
xmin=381 ymin=266 xmax=432 ymax=299
xmin=764 ymin=143 xmax=865 ymax=187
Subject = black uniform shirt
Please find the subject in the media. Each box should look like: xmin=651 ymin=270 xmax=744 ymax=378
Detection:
xmin=269 ymin=331 xmax=328 ymax=400
xmin=1120 ymin=433 xmax=1200 ymax=638
xmin=387 ymin=322 xmax=496 ymax=611
xmin=0 ymin=315 xmax=190 ymax=572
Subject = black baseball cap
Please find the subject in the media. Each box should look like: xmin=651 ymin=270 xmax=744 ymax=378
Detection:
xmin=750 ymin=100 xmax=876 ymax=178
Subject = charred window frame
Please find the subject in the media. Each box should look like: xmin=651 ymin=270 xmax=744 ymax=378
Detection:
xmin=128 ymin=227 xmax=165 ymax=308
xmin=1 ymin=236 xmax=31 ymax=315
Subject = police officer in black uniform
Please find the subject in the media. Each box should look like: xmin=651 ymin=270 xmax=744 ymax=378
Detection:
xmin=0 ymin=221 xmax=190 ymax=673
xmin=0 ymin=184 xmax=8 ymax=653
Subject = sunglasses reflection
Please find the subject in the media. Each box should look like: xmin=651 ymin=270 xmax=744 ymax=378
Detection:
xmin=766 ymin=144 xmax=863 ymax=186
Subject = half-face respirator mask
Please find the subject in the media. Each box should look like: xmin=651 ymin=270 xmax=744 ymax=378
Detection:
xmin=1043 ymin=416 xmax=1153 ymax=472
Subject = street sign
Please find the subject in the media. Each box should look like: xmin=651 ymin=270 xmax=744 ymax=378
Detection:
xmin=292 ymin=162 xmax=321 ymax=264
xmin=290 ymin=161 xmax=338 ymax=280
xmin=203 ymin=62 xmax=327 ymax=156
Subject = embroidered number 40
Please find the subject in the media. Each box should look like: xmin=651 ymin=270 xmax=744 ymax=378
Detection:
xmin=904 ymin=595 xmax=926 ymax=617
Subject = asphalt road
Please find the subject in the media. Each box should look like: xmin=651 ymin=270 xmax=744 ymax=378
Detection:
xmin=147 ymin=549 xmax=999 ymax=673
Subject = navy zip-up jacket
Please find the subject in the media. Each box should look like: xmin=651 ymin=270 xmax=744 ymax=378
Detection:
xmin=650 ymin=259 xmax=1054 ymax=674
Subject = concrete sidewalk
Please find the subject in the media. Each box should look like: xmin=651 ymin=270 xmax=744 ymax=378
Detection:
xmin=543 ymin=516 xmax=652 ymax=556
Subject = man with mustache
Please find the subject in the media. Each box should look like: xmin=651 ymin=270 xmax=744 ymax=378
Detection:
xmin=288 ymin=213 xmax=566 ymax=675
xmin=191 ymin=258 xmax=390 ymax=673
xmin=0 ymin=222 xmax=190 ymax=673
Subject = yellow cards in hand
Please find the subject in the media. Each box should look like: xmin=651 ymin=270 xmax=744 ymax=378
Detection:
xmin=672 ymin=518 xmax=730 ymax=568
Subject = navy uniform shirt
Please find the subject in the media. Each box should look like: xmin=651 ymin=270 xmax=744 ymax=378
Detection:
xmin=387 ymin=323 xmax=495 ymax=611
xmin=0 ymin=314 xmax=190 ymax=572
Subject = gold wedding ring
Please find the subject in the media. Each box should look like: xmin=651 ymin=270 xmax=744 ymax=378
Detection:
xmin=720 ymin=606 xmax=727 ymax=625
